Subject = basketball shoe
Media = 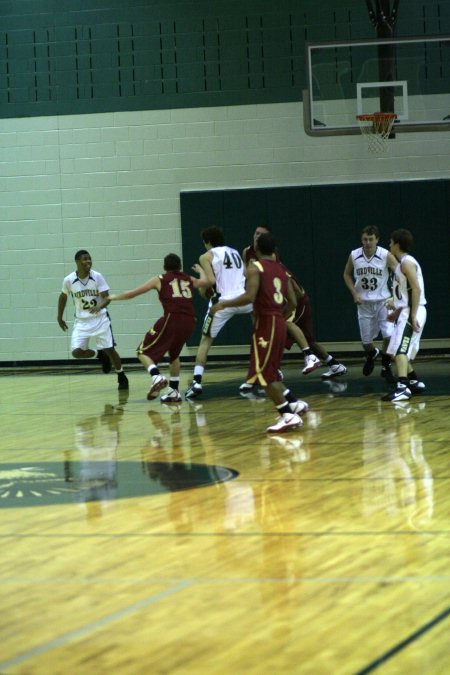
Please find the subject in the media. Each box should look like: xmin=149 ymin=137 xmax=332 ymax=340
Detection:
xmin=239 ymin=382 xmax=265 ymax=397
xmin=147 ymin=374 xmax=168 ymax=400
xmin=239 ymin=382 xmax=253 ymax=393
xmin=185 ymin=381 xmax=203 ymax=399
xmin=363 ymin=348 xmax=380 ymax=376
xmin=321 ymin=363 xmax=347 ymax=379
xmin=408 ymin=379 xmax=426 ymax=395
xmin=381 ymin=383 xmax=411 ymax=402
xmin=289 ymin=400 xmax=309 ymax=414
xmin=302 ymin=354 xmax=321 ymax=374
xmin=266 ymin=412 xmax=302 ymax=433
xmin=240 ymin=390 xmax=266 ymax=402
xmin=160 ymin=387 xmax=182 ymax=403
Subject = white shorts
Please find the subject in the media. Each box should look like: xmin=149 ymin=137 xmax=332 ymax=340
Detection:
xmin=202 ymin=302 xmax=253 ymax=339
xmin=387 ymin=305 xmax=427 ymax=360
xmin=71 ymin=313 xmax=114 ymax=351
xmin=357 ymin=300 xmax=393 ymax=344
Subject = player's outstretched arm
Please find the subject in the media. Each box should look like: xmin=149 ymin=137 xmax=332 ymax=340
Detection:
xmin=91 ymin=276 xmax=161 ymax=313
xmin=112 ymin=276 xmax=161 ymax=300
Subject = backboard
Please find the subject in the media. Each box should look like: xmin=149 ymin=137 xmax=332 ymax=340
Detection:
xmin=303 ymin=35 xmax=450 ymax=136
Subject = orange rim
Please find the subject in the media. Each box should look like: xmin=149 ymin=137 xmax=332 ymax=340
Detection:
xmin=356 ymin=113 xmax=397 ymax=121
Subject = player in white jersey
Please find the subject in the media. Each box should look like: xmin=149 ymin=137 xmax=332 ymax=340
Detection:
xmin=185 ymin=226 xmax=253 ymax=399
xmin=344 ymin=225 xmax=398 ymax=381
xmin=382 ymin=229 xmax=427 ymax=403
xmin=57 ymin=250 xmax=128 ymax=390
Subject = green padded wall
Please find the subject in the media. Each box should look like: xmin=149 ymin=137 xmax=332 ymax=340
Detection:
xmin=181 ymin=179 xmax=450 ymax=346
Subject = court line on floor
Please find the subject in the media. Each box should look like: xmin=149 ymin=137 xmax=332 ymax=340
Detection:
xmin=0 ymin=530 xmax=448 ymax=538
xmin=0 ymin=579 xmax=192 ymax=671
xmin=354 ymin=604 xmax=450 ymax=674
xmin=244 ymin=478 xmax=447 ymax=486
xmin=2 ymin=575 xmax=450 ymax=585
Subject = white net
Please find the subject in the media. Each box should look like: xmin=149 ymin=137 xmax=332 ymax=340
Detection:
xmin=356 ymin=113 xmax=397 ymax=154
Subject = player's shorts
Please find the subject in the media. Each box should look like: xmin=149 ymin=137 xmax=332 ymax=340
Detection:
xmin=387 ymin=305 xmax=427 ymax=360
xmin=202 ymin=302 xmax=253 ymax=339
xmin=246 ymin=314 xmax=287 ymax=387
xmin=137 ymin=312 xmax=195 ymax=364
xmin=285 ymin=295 xmax=314 ymax=348
xmin=71 ymin=312 xmax=115 ymax=351
xmin=357 ymin=299 xmax=394 ymax=344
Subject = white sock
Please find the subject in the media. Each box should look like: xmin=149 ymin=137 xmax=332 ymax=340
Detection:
xmin=194 ymin=365 xmax=204 ymax=377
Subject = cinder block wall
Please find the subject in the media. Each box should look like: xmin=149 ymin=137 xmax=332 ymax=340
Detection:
xmin=1 ymin=104 xmax=449 ymax=361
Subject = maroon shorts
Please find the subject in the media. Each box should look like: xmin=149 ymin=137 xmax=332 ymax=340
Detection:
xmin=246 ymin=314 xmax=286 ymax=387
xmin=137 ymin=313 xmax=195 ymax=364
xmin=285 ymin=295 xmax=314 ymax=349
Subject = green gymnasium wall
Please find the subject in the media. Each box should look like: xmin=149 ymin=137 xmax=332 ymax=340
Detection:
xmin=181 ymin=179 xmax=450 ymax=345
xmin=1 ymin=0 xmax=449 ymax=118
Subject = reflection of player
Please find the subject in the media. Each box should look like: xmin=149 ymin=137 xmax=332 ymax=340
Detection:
xmin=67 ymin=390 xmax=128 ymax=518
xmin=142 ymin=408 xmax=208 ymax=533
xmin=395 ymin=405 xmax=433 ymax=529
xmin=244 ymin=225 xmax=346 ymax=380
xmin=95 ymin=254 xmax=209 ymax=402
xmin=223 ymin=482 xmax=255 ymax=531
xmin=361 ymin=405 xmax=433 ymax=527
xmin=253 ymin=438 xmax=308 ymax=643
xmin=57 ymin=249 xmax=129 ymax=390
xmin=264 ymin=434 xmax=311 ymax=469
xmin=211 ymin=232 xmax=308 ymax=433
xmin=322 ymin=380 xmax=348 ymax=395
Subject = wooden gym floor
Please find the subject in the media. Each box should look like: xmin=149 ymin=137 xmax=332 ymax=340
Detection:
xmin=0 ymin=356 xmax=449 ymax=674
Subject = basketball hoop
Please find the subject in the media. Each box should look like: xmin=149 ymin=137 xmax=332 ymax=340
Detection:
xmin=356 ymin=112 xmax=397 ymax=154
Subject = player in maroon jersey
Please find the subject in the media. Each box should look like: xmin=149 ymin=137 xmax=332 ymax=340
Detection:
xmin=93 ymin=254 xmax=210 ymax=402
xmin=244 ymin=225 xmax=346 ymax=382
xmin=211 ymin=232 xmax=308 ymax=433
